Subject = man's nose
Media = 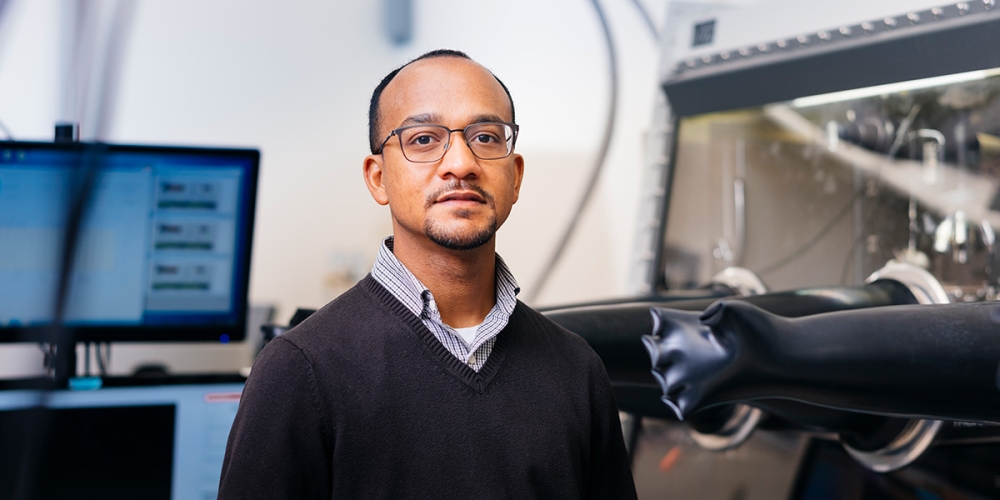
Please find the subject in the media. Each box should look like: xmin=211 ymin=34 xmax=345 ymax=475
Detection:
xmin=438 ymin=132 xmax=482 ymax=179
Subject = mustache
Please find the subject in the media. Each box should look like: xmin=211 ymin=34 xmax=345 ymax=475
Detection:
xmin=425 ymin=181 xmax=495 ymax=209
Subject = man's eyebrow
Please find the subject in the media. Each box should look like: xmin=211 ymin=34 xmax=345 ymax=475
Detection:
xmin=397 ymin=113 xmax=510 ymax=127
xmin=468 ymin=114 xmax=508 ymax=124
xmin=399 ymin=113 xmax=440 ymax=126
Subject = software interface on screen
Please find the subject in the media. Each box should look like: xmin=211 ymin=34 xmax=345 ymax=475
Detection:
xmin=0 ymin=146 xmax=255 ymax=329
xmin=0 ymin=383 xmax=244 ymax=500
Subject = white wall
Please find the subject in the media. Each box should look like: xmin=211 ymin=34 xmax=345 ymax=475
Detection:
xmin=0 ymin=0 xmax=672 ymax=375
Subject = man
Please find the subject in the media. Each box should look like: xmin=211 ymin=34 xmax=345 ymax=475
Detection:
xmin=218 ymin=49 xmax=637 ymax=499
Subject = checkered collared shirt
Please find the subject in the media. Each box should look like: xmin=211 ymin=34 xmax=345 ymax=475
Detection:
xmin=370 ymin=237 xmax=520 ymax=372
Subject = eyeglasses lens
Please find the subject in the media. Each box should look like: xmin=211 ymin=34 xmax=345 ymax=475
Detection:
xmin=398 ymin=123 xmax=513 ymax=162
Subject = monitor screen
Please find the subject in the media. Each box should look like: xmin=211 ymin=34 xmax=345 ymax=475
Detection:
xmin=0 ymin=378 xmax=245 ymax=500
xmin=0 ymin=142 xmax=259 ymax=342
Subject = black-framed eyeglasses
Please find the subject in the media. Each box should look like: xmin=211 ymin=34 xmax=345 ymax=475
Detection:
xmin=375 ymin=122 xmax=519 ymax=163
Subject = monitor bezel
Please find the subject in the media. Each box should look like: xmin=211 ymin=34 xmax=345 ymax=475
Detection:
xmin=0 ymin=141 xmax=260 ymax=343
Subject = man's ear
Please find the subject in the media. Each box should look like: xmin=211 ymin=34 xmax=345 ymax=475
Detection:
xmin=511 ymin=153 xmax=524 ymax=204
xmin=363 ymin=155 xmax=390 ymax=206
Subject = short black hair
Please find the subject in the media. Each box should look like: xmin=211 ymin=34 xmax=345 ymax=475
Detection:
xmin=368 ymin=49 xmax=516 ymax=154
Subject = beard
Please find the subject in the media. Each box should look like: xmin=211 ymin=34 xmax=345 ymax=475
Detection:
xmin=423 ymin=181 xmax=497 ymax=250
xmin=424 ymin=213 xmax=497 ymax=250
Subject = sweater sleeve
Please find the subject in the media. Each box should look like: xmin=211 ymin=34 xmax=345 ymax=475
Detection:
xmin=218 ymin=337 xmax=331 ymax=499
xmin=586 ymin=358 xmax=639 ymax=500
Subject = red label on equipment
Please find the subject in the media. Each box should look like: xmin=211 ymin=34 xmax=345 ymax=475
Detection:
xmin=204 ymin=392 xmax=242 ymax=403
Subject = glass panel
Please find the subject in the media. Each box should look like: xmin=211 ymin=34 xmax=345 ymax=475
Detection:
xmin=663 ymin=68 xmax=1000 ymax=300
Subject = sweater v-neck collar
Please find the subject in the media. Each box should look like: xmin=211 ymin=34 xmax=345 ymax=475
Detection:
xmin=361 ymin=275 xmax=515 ymax=393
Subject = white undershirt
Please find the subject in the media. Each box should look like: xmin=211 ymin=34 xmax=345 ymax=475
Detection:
xmin=453 ymin=325 xmax=480 ymax=346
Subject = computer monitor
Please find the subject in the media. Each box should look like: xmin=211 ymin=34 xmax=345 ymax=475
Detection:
xmin=0 ymin=376 xmax=245 ymax=500
xmin=0 ymin=142 xmax=259 ymax=342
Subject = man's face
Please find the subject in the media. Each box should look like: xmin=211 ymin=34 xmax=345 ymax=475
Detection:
xmin=363 ymin=57 xmax=524 ymax=251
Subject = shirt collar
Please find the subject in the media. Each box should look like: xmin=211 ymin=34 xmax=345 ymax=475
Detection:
xmin=370 ymin=236 xmax=520 ymax=323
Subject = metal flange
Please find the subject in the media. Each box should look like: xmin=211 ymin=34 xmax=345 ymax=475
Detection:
xmin=837 ymin=261 xmax=950 ymax=472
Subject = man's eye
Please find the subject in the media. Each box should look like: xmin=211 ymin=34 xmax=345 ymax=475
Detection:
xmin=409 ymin=134 xmax=440 ymax=146
xmin=472 ymin=134 xmax=499 ymax=144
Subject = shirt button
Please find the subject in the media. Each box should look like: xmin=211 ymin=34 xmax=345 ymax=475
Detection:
xmin=468 ymin=355 xmax=476 ymax=365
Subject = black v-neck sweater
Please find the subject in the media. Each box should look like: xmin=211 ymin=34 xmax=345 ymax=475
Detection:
xmin=219 ymin=275 xmax=637 ymax=499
